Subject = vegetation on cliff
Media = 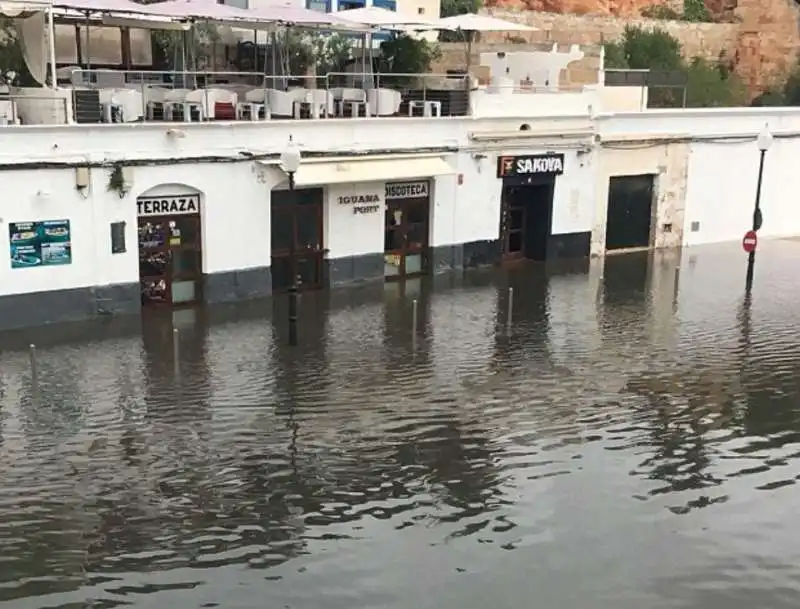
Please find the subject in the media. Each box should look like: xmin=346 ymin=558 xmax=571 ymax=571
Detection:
xmin=604 ymin=25 xmax=747 ymax=106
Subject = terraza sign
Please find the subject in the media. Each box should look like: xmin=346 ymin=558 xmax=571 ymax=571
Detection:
xmin=137 ymin=195 xmax=200 ymax=217
xmin=337 ymin=193 xmax=382 ymax=215
xmin=497 ymin=154 xmax=565 ymax=178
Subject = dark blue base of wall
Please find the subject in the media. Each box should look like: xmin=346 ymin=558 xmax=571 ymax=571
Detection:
xmin=0 ymin=234 xmax=591 ymax=332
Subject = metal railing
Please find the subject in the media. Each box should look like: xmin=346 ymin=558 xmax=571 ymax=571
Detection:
xmin=0 ymin=94 xmax=70 ymax=126
xmin=66 ymin=68 xmax=472 ymax=124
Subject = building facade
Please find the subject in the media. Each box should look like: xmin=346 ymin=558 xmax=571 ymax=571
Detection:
xmin=2 ymin=108 xmax=800 ymax=330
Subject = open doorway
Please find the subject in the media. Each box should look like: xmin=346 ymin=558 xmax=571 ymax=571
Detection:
xmin=137 ymin=192 xmax=203 ymax=307
xmin=501 ymin=181 xmax=554 ymax=262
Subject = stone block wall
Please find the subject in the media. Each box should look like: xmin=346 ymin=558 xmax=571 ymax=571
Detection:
xmin=464 ymin=3 xmax=800 ymax=95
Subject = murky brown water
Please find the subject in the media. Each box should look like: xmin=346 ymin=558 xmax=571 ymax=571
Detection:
xmin=3 ymin=242 xmax=800 ymax=609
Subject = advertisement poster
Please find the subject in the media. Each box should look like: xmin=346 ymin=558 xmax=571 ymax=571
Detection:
xmin=9 ymin=220 xmax=72 ymax=269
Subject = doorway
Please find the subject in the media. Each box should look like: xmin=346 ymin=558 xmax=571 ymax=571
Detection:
xmin=138 ymin=205 xmax=203 ymax=306
xmin=500 ymin=182 xmax=554 ymax=262
xmin=605 ymin=175 xmax=655 ymax=251
xmin=270 ymin=187 xmax=324 ymax=292
xmin=384 ymin=197 xmax=430 ymax=279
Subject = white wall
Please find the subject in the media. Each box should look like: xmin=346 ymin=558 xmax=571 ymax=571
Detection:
xmin=683 ymin=137 xmax=800 ymax=246
xmin=0 ymin=161 xmax=274 ymax=299
xmin=325 ymin=181 xmax=386 ymax=259
xmin=592 ymin=142 xmax=689 ymax=255
xmin=551 ymin=148 xmax=596 ymax=236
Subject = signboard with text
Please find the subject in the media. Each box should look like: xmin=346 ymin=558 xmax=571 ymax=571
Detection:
xmin=9 ymin=220 xmax=72 ymax=269
xmin=137 ymin=194 xmax=201 ymax=217
xmin=497 ymin=154 xmax=565 ymax=178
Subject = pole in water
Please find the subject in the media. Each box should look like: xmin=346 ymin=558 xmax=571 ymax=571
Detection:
xmin=411 ymin=299 xmax=418 ymax=346
xmin=173 ymin=328 xmax=180 ymax=375
xmin=507 ymin=287 xmax=514 ymax=326
xmin=29 ymin=344 xmax=38 ymax=390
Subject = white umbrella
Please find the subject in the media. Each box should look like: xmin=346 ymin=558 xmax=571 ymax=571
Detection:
xmin=436 ymin=12 xmax=536 ymax=74
xmin=337 ymin=6 xmax=439 ymax=31
xmin=437 ymin=13 xmax=536 ymax=33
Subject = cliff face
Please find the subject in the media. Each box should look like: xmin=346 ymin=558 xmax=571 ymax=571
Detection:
xmin=485 ymin=0 xmax=682 ymax=16
xmin=483 ymin=0 xmax=800 ymax=94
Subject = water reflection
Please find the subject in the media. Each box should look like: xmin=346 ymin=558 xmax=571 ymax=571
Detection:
xmin=4 ymin=241 xmax=800 ymax=607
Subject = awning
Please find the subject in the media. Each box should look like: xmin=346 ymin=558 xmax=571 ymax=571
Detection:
xmin=260 ymin=155 xmax=455 ymax=187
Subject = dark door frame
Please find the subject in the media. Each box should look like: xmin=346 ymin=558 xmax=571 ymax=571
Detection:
xmin=138 ymin=213 xmax=203 ymax=307
xmin=270 ymin=187 xmax=325 ymax=292
xmin=605 ymin=174 xmax=656 ymax=252
xmin=499 ymin=175 xmax=556 ymax=263
xmin=384 ymin=196 xmax=430 ymax=280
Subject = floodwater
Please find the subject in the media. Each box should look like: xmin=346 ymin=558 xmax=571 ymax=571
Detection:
xmin=3 ymin=242 xmax=800 ymax=609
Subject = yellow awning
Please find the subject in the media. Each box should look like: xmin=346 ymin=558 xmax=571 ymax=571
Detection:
xmin=260 ymin=155 xmax=455 ymax=187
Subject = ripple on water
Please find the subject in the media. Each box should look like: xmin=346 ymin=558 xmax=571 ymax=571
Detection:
xmin=3 ymin=246 xmax=800 ymax=608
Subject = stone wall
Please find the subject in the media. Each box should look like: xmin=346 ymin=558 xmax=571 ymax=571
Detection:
xmin=469 ymin=3 xmax=800 ymax=94
xmin=478 ymin=9 xmax=739 ymax=60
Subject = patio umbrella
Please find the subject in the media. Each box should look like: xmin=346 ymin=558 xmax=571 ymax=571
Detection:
xmin=436 ymin=12 xmax=536 ymax=73
xmin=336 ymin=6 xmax=439 ymax=31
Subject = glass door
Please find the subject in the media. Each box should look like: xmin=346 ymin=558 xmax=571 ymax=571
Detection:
xmin=138 ymin=216 xmax=203 ymax=306
xmin=384 ymin=198 xmax=429 ymax=279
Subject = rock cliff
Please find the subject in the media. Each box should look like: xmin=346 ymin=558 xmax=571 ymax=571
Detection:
xmin=481 ymin=0 xmax=800 ymax=94
xmin=484 ymin=0 xmax=682 ymax=15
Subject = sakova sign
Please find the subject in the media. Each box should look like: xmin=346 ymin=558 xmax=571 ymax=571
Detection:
xmin=497 ymin=154 xmax=565 ymax=178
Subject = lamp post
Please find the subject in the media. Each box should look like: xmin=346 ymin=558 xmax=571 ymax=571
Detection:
xmin=280 ymin=136 xmax=302 ymax=346
xmin=745 ymin=123 xmax=773 ymax=294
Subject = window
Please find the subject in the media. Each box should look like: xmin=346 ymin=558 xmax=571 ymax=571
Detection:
xmin=110 ymin=221 xmax=126 ymax=254
xmin=417 ymin=6 xmax=424 ymax=13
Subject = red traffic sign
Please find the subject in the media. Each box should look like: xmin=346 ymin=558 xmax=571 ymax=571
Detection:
xmin=742 ymin=230 xmax=758 ymax=253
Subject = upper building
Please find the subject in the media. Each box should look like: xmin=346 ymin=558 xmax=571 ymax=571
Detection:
xmin=220 ymin=0 xmax=442 ymax=22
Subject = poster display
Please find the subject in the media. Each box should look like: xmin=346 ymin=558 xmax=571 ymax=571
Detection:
xmin=9 ymin=220 xmax=72 ymax=269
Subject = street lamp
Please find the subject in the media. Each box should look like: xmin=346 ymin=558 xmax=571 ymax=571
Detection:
xmin=280 ymin=135 xmax=302 ymax=346
xmin=745 ymin=123 xmax=772 ymax=293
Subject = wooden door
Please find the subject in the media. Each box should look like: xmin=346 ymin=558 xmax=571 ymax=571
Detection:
xmin=270 ymin=188 xmax=324 ymax=292
xmin=501 ymin=192 xmax=527 ymax=261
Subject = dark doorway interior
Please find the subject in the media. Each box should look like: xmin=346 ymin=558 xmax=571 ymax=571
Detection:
xmin=605 ymin=175 xmax=655 ymax=251
xmin=501 ymin=181 xmax=554 ymax=262
xmin=384 ymin=197 xmax=430 ymax=279
xmin=270 ymin=187 xmax=324 ymax=292
xmin=138 ymin=214 xmax=203 ymax=307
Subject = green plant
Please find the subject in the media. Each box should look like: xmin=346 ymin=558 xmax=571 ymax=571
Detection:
xmin=684 ymin=56 xmax=746 ymax=106
xmin=309 ymin=33 xmax=353 ymax=75
xmin=683 ymin=0 xmax=712 ymax=22
xmin=107 ymin=164 xmax=129 ymax=198
xmin=604 ymin=26 xmax=745 ymax=108
xmin=440 ymin=0 xmax=480 ymax=17
xmin=603 ymin=25 xmax=683 ymax=71
xmin=378 ymin=35 xmax=441 ymax=86
xmin=640 ymin=4 xmax=681 ymax=20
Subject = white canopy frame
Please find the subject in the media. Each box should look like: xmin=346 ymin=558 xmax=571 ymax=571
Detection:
xmin=0 ymin=0 xmax=57 ymax=87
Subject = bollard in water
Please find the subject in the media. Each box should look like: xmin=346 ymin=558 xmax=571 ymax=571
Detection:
xmin=507 ymin=287 xmax=514 ymax=326
xmin=29 ymin=344 xmax=38 ymax=391
xmin=411 ymin=299 xmax=419 ymax=347
xmin=172 ymin=328 xmax=180 ymax=375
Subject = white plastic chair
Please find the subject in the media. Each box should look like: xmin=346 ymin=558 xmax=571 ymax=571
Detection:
xmin=331 ymin=87 xmax=367 ymax=117
xmin=267 ymin=89 xmax=295 ymax=118
xmin=144 ymin=86 xmax=168 ymax=120
xmin=367 ymin=88 xmax=401 ymax=116
xmin=236 ymin=88 xmax=267 ymax=120
xmin=163 ymin=89 xmax=191 ymax=121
